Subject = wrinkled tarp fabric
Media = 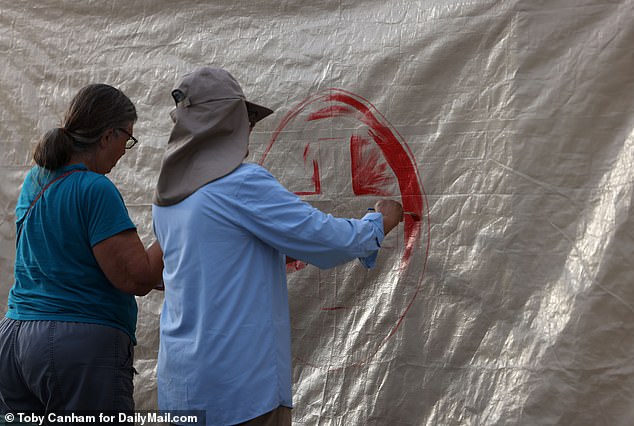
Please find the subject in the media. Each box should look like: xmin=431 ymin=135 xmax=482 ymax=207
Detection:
xmin=0 ymin=1 xmax=633 ymax=425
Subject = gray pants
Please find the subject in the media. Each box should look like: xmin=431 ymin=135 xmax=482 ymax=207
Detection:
xmin=0 ymin=317 xmax=135 ymax=415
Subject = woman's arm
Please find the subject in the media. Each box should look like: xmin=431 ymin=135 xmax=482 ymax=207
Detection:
xmin=92 ymin=229 xmax=164 ymax=296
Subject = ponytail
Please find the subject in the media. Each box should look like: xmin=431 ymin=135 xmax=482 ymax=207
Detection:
xmin=33 ymin=127 xmax=74 ymax=170
xmin=32 ymin=84 xmax=137 ymax=171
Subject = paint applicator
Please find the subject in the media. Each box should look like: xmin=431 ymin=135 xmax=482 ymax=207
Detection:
xmin=403 ymin=211 xmax=421 ymax=222
xmin=368 ymin=207 xmax=420 ymax=222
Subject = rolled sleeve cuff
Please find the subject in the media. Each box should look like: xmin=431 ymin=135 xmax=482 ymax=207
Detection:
xmin=358 ymin=212 xmax=384 ymax=268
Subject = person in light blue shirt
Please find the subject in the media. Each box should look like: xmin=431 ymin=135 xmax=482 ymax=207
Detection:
xmin=152 ymin=67 xmax=403 ymax=426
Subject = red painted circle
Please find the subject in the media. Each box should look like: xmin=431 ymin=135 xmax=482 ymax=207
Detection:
xmin=259 ymin=89 xmax=430 ymax=370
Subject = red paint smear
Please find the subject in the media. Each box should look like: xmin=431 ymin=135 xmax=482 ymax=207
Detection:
xmin=350 ymin=135 xmax=392 ymax=196
xmin=306 ymin=92 xmax=423 ymax=267
xmin=312 ymin=160 xmax=321 ymax=194
xmin=308 ymin=105 xmax=354 ymax=121
xmin=291 ymin=145 xmax=321 ymax=196
xmin=294 ymin=159 xmax=321 ymax=196
xmin=286 ymin=259 xmax=307 ymax=273
xmin=261 ymin=87 xmax=428 ymax=265
xmin=261 ymin=86 xmax=428 ymax=270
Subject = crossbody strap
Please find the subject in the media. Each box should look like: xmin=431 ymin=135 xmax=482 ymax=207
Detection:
xmin=16 ymin=169 xmax=86 ymax=246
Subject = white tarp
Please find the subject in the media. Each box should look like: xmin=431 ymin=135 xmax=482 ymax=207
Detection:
xmin=1 ymin=0 xmax=633 ymax=424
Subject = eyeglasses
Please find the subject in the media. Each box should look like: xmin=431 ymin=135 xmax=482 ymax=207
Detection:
xmin=117 ymin=128 xmax=138 ymax=149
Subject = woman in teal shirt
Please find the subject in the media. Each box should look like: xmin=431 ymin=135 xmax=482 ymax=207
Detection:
xmin=0 ymin=84 xmax=163 ymax=416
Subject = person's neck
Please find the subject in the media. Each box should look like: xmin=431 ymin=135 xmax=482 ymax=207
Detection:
xmin=67 ymin=152 xmax=98 ymax=172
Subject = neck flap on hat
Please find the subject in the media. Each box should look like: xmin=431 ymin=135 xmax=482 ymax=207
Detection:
xmin=154 ymin=67 xmax=251 ymax=206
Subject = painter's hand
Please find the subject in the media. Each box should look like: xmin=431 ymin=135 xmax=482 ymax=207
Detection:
xmin=374 ymin=200 xmax=403 ymax=236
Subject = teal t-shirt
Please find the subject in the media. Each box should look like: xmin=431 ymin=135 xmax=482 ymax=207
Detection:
xmin=7 ymin=164 xmax=139 ymax=343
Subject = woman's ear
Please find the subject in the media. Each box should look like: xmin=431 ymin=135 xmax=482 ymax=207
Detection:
xmin=98 ymin=128 xmax=114 ymax=148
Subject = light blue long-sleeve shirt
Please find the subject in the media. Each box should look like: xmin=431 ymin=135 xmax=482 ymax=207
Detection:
xmin=152 ymin=163 xmax=384 ymax=425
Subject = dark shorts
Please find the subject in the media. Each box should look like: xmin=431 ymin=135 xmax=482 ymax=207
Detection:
xmin=0 ymin=317 xmax=135 ymax=415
